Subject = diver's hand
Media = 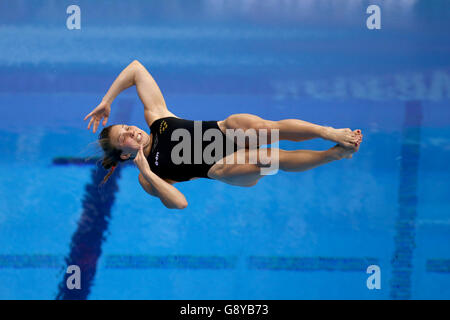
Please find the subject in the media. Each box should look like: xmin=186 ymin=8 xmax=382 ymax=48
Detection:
xmin=84 ymin=100 xmax=111 ymax=133
xmin=133 ymin=144 xmax=151 ymax=173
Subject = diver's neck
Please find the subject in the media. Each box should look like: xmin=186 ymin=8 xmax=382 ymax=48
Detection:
xmin=143 ymin=133 xmax=153 ymax=158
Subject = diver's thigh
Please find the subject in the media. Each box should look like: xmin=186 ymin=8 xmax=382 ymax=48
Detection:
xmin=207 ymin=161 xmax=262 ymax=187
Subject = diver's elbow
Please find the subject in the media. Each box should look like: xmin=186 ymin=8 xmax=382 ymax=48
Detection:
xmin=164 ymin=200 xmax=188 ymax=210
xmin=131 ymin=59 xmax=144 ymax=68
xmin=177 ymin=201 xmax=188 ymax=210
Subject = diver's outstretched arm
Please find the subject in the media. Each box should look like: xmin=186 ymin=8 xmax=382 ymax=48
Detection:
xmin=103 ymin=60 xmax=167 ymax=110
xmin=85 ymin=60 xmax=169 ymax=133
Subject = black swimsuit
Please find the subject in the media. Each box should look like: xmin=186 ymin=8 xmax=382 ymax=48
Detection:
xmin=147 ymin=117 xmax=239 ymax=182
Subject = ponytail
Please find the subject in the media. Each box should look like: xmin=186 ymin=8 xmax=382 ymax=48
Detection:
xmin=98 ymin=125 xmax=123 ymax=186
xmin=100 ymin=164 xmax=117 ymax=185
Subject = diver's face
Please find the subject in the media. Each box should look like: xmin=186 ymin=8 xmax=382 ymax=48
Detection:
xmin=110 ymin=124 xmax=149 ymax=160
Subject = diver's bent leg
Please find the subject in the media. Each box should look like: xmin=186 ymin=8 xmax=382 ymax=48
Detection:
xmin=220 ymin=113 xmax=363 ymax=148
xmin=207 ymin=162 xmax=262 ymax=187
xmin=207 ymin=144 xmax=358 ymax=186
xmin=278 ymin=148 xmax=336 ymax=172
xmin=220 ymin=113 xmax=327 ymax=143
xmin=263 ymin=145 xmax=356 ymax=173
xmin=272 ymin=119 xmax=328 ymax=142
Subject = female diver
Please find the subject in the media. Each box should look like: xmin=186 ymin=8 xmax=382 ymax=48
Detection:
xmin=84 ymin=60 xmax=363 ymax=209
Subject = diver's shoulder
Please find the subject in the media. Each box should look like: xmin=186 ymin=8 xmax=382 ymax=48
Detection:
xmin=145 ymin=110 xmax=180 ymax=127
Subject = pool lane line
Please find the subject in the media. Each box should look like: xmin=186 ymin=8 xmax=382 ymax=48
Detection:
xmin=248 ymin=256 xmax=379 ymax=272
xmin=55 ymin=99 xmax=135 ymax=300
xmin=426 ymin=259 xmax=450 ymax=273
xmin=390 ymin=101 xmax=422 ymax=300
xmin=0 ymin=254 xmax=378 ymax=272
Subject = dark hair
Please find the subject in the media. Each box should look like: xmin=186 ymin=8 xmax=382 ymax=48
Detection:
xmin=98 ymin=125 xmax=127 ymax=185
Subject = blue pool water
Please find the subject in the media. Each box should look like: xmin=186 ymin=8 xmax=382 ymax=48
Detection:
xmin=0 ymin=0 xmax=449 ymax=299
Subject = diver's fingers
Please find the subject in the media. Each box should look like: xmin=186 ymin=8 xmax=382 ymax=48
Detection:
xmin=93 ymin=119 xmax=100 ymax=133
xmin=87 ymin=118 xmax=94 ymax=130
xmin=84 ymin=112 xmax=93 ymax=121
